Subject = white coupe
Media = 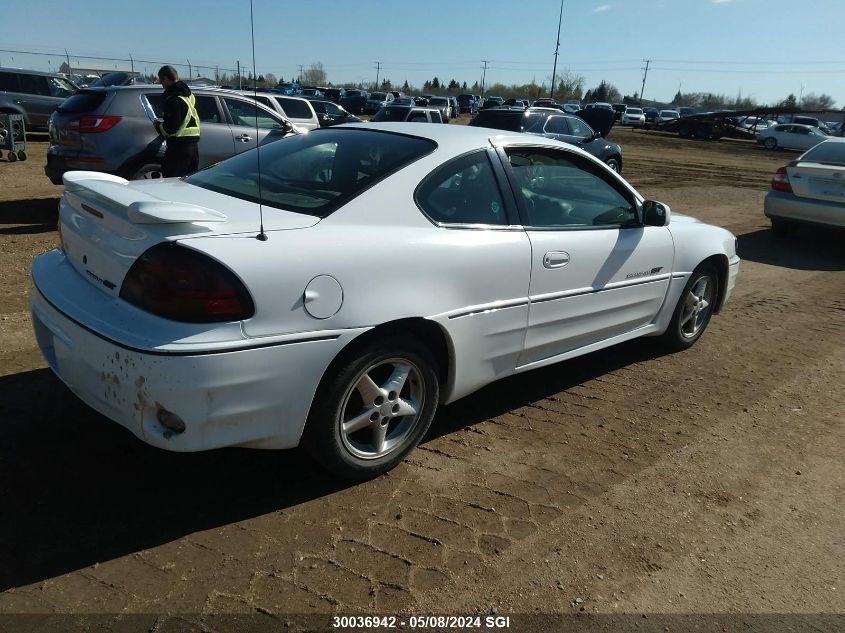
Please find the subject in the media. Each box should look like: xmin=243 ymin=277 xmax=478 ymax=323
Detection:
xmin=31 ymin=124 xmax=740 ymax=479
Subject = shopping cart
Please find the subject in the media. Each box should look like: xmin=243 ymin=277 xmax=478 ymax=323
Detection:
xmin=0 ymin=113 xmax=27 ymax=162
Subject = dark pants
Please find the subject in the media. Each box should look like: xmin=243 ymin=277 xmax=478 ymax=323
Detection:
xmin=162 ymin=140 xmax=199 ymax=178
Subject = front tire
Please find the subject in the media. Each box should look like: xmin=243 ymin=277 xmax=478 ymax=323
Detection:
xmin=606 ymin=157 xmax=621 ymax=173
xmin=764 ymin=137 xmax=778 ymax=150
xmin=660 ymin=263 xmax=719 ymax=352
xmin=303 ymin=336 xmax=440 ymax=480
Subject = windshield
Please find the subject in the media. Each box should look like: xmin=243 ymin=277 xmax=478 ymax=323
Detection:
xmin=185 ymin=129 xmax=436 ymax=217
xmin=626 ymin=108 xmax=642 ymax=115
xmin=430 ymin=98 xmax=447 ymax=105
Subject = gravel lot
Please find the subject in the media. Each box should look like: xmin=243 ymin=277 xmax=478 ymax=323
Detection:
xmin=0 ymin=127 xmax=842 ymax=632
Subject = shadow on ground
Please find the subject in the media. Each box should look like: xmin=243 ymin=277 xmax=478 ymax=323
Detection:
xmin=0 ymin=337 xmax=667 ymax=590
xmin=738 ymin=227 xmax=845 ymax=271
xmin=0 ymin=198 xmax=59 ymax=235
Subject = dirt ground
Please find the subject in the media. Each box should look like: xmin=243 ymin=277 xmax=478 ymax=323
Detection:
xmin=0 ymin=127 xmax=842 ymax=633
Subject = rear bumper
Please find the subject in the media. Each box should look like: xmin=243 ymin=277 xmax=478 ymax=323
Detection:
xmin=764 ymin=189 xmax=845 ymax=229
xmin=30 ymin=250 xmax=363 ymax=452
xmin=45 ymin=148 xmax=114 ymax=185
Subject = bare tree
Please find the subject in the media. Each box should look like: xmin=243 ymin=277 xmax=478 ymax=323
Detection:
xmin=548 ymin=69 xmax=585 ymax=101
xmin=301 ymin=62 xmax=327 ymax=86
xmin=264 ymin=72 xmax=277 ymax=86
xmin=800 ymin=92 xmax=836 ymax=111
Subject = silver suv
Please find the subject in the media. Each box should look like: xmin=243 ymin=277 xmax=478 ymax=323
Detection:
xmin=0 ymin=67 xmax=77 ymax=131
xmin=45 ymin=84 xmax=296 ymax=183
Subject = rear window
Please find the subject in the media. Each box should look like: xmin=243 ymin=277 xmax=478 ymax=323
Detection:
xmin=275 ymin=97 xmax=313 ymax=120
xmin=56 ymin=90 xmax=107 ymax=113
xmin=469 ymin=111 xmax=547 ymax=133
xmin=371 ymin=107 xmax=411 ymax=122
xmin=185 ymin=128 xmax=437 ymax=217
xmin=800 ymin=141 xmax=845 ymax=165
xmin=370 ymin=92 xmax=387 ymax=100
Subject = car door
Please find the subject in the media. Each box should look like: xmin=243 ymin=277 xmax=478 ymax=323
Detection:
xmin=16 ymin=73 xmax=56 ymax=128
xmin=497 ymin=145 xmax=674 ymax=367
xmin=145 ymin=92 xmax=235 ymax=167
xmin=220 ymin=96 xmax=286 ymax=154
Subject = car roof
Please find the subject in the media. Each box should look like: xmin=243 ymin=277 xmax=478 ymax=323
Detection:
xmin=0 ymin=66 xmax=66 ymax=78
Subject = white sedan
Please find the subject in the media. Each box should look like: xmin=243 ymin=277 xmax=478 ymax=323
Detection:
xmin=621 ymin=107 xmax=646 ymax=126
xmin=758 ymin=123 xmax=829 ymax=151
xmin=31 ymin=124 xmax=740 ymax=479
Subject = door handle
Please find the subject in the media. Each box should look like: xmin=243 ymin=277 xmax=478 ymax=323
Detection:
xmin=543 ymin=251 xmax=570 ymax=268
xmin=236 ymin=134 xmax=254 ymax=142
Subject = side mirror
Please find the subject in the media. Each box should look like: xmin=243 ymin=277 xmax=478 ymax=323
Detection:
xmin=642 ymin=200 xmax=670 ymax=227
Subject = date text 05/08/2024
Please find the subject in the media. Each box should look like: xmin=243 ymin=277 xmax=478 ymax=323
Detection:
xmin=332 ymin=615 xmax=512 ymax=629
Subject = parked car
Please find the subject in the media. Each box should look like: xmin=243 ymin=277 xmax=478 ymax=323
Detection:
xmin=0 ymin=67 xmax=78 ymax=131
xmin=340 ymin=89 xmax=368 ymax=114
xmin=586 ymin=102 xmax=613 ymax=112
xmin=31 ymin=123 xmax=739 ymax=479
xmin=457 ymin=94 xmax=478 ymax=113
xmin=764 ymin=138 xmax=845 ymax=234
xmin=427 ymin=96 xmax=451 ymax=122
xmin=792 ymin=115 xmax=832 ymax=134
xmin=469 ymin=107 xmax=623 ymax=172
xmin=273 ymin=82 xmax=300 ymax=95
xmin=45 ymin=85 xmax=297 ymax=183
xmin=308 ymin=99 xmax=362 ymax=127
xmin=677 ymin=107 xmax=696 ymax=117
xmin=622 ymin=107 xmax=646 ymax=127
xmin=90 ymin=72 xmax=149 ymax=87
xmin=369 ymin=105 xmax=442 ymax=123
xmin=391 ymin=97 xmax=416 ymax=106
xmin=742 ymin=116 xmax=774 ymax=132
xmin=323 ymin=88 xmax=346 ymax=104
xmin=364 ymin=91 xmax=394 ymax=114
xmin=612 ymin=104 xmax=627 ymax=121
xmin=757 ymin=124 xmax=828 ymax=151
xmin=643 ymin=107 xmax=659 ymax=124
xmin=480 ymin=96 xmax=504 ymax=109
xmin=238 ymin=92 xmax=320 ymax=131
xmin=413 ymin=96 xmax=430 ymax=106
xmin=299 ymin=88 xmax=324 ymax=99
xmin=562 ymin=103 xmax=581 ymax=114
xmin=658 ymin=110 xmax=680 ymax=123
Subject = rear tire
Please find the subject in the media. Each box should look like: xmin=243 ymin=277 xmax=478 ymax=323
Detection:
xmin=660 ymin=263 xmax=719 ymax=352
xmin=8 ymin=151 xmax=16 ymax=162
xmin=302 ymin=336 xmax=440 ymax=480
xmin=16 ymin=150 xmax=27 ymax=161
xmin=130 ymin=163 xmax=164 ymax=180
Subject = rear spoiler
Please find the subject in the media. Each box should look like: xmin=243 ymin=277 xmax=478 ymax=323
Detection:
xmin=62 ymin=171 xmax=227 ymax=224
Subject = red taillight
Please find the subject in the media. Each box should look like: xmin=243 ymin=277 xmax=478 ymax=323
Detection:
xmin=71 ymin=115 xmax=122 ymax=133
xmin=120 ymin=243 xmax=255 ymax=323
xmin=771 ymin=166 xmax=792 ymax=193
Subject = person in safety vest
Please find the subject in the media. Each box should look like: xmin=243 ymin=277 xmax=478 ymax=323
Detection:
xmin=154 ymin=65 xmax=200 ymax=177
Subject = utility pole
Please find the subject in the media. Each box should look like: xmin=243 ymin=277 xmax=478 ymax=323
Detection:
xmin=298 ymin=64 xmax=304 ymax=83
xmin=639 ymin=59 xmax=650 ymax=104
xmin=187 ymin=58 xmax=192 ymax=82
xmin=374 ymin=61 xmax=382 ymax=90
xmin=237 ymin=60 xmax=241 ymax=89
xmin=129 ymin=52 xmax=134 ymax=76
xmin=64 ymin=48 xmax=71 ymax=76
xmin=480 ymin=60 xmax=489 ymax=98
xmin=550 ymin=0 xmax=563 ymax=100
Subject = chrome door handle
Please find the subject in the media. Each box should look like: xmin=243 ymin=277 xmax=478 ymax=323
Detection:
xmin=236 ymin=134 xmax=253 ymax=142
xmin=543 ymin=251 xmax=570 ymax=268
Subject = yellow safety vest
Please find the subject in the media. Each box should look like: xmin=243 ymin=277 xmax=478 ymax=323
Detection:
xmin=162 ymin=94 xmax=200 ymax=139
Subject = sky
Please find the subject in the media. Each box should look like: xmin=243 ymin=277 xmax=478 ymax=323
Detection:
xmin=3 ymin=0 xmax=844 ymax=107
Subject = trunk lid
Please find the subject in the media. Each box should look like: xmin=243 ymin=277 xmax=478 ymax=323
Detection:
xmin=787 ymin=161 xmax=845 ymax=203
xmin=59 ymin=171 xmax=320 ymax=297
xmin=49 ymin=89 xmax=111 ymax=150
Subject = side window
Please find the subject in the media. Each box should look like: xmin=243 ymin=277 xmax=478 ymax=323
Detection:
xmin=505 ymin=148 xmax=637 ymax=228
xmin=325 ymin=102 xmax=343 ymax=115
xmin=567 ymin=117 xmax=592 ymax=138
xmin=18 ymin=74 xmax=49 ymax=96
xmin=194 ymin=96 xmax=221 ymax=123
xmin=416 ymin=151 xmax=508 ymax=226
xmin=47 ymin=77 xmax=76 ymax=98
xmin=311 ymin=101 xmax=326 ymax=114
xmin=223 ymin=97 xmax=282 ymax=129
xmin=275 ymin=97 xmax=313 ymax=120
xmin=544 ymin=117 xmax=569 ymax=135
xmin=0 ymin=72 xmax=18 ymax=91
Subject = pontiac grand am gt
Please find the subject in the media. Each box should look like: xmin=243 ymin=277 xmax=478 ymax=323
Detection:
xmin=31 ymin=124 xmax=739 ymax=479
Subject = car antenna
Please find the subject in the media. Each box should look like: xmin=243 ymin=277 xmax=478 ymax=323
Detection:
xmin=250 ymin=0 xmax=268 ymax=241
